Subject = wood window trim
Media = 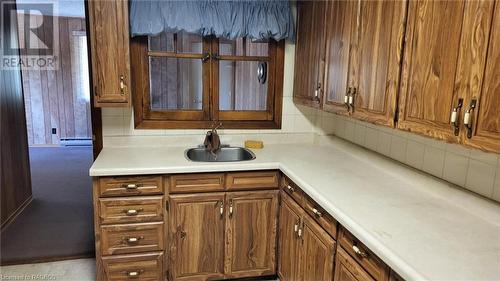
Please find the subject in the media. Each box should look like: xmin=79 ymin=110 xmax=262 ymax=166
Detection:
xmin=130 ymin=36 xmax=285 ymax=129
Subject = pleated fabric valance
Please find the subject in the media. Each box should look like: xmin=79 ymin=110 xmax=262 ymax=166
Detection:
xmin=129 ymin=0 xmax=295 ymax=41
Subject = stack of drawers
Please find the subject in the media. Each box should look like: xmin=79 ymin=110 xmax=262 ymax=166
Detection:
xmin=93 ymin=175 xmax=166 ymax=280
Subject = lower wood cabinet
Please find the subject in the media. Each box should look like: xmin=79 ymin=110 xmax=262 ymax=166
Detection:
xmin=335 ymin=247 xmax=374 ymax=281
xmin=278 ymin=192 xmax=336 ymax=281
xmin=169 ymin=190 xmax=279 ymax=281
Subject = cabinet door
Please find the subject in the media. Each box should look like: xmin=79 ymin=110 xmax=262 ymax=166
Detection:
xmin=298 ymin=214 xmax=336 ymax=281
xmin=169 ymin=193 xmax=225 ymax=281
xmin=225 ymin=191 xmax=279 ymax=279
xmin=323 ymin=0 xmax=358 ymax=114
xmin=293 ymin=0 xmax=327 ymax=108
xmin=398 ymin=1 xmax=466 ymax=142
xmin=464 ymin=1 xmax=500 ymax=153
xmin=278 ymin=193 xmax=303 ymax=281
xmin=88 ymin=0 xmax=131 ymax=107
xmin=334 ymin=247 xmax=375 ymax=281
xmin=349 ymin=0 xmax=407 ymax=127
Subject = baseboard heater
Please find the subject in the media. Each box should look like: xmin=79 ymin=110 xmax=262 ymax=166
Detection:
xmin=59 ymin=138 xmax=92 ymax=147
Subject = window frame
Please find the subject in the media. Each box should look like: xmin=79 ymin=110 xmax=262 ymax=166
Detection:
xmin=130 ymin=35 xmax=285 ymax=129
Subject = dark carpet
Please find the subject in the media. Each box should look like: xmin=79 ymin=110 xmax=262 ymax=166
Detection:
xmin=1 ymin=147 xmax=95 ymax=265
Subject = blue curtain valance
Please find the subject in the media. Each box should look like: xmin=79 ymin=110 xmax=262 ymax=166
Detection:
xmin=130 ymin=0 xmax=295 ymax=42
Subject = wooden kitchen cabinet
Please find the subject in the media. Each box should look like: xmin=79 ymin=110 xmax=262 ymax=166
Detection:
xmin=225 ymin=191 xmax=279 ymax=278
xmin=323 ymin=0 xmax=406 ymax=127
xmin=462 ymin=1 xmax=500 ymax=153
xmin=398 ymin=0 xmax=468 ymax=141
xmin=169 ymin=193 xmax=225 ymax=281
xmin=278 ymin=192 xmax=336 ymax=281
xmin=88 ymin=0 xmax=131 ymax=107
xmin=293 ymin=0 xmax=327 ymax=108
xmin=335 ymin=247 xmax=375 ymax=281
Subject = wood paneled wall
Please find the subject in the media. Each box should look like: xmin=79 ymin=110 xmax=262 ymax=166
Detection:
xmin=19 ymin=14 xmax=91 ymax=146
xmin=1 ymin=0 xmax=33 ymax=229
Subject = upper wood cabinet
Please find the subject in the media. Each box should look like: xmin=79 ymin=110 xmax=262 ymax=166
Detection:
xmin=463 ymin=1 xmax=500 ymax=152
xmin=224 ymin=191 xmax=278 ymax=279
xmin=88 ymin=0 xmax=131 ymax=107
xmin=293 ymin=0 xmax=327 ymax=108
xmin=398 ymin=1 xmax=467 ymax=141
xmin=323 ymin=0 xmax=407 ymax=127
xmin=278 ymin=193 xmax=336 ymax=281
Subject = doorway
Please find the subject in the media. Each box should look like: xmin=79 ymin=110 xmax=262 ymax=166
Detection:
xmin=0 ymin=0 xmax=95 ymax=265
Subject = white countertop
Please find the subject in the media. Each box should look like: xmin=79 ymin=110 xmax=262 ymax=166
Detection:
xmin=90 ymin=137 xmax=500 ymax=281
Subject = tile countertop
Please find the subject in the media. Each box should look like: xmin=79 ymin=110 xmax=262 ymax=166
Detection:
xmin=90 ymin=137 xmax=500 ymax=281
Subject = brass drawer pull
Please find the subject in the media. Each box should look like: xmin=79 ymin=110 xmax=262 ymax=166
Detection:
xmin=352 ymin=245 xmax=368 ymax=258
xmin=125 ymin=236 xmax=144 ymax=244
xmin=286 ymin=185 xmax=294 ymax=193
xmin=124 ymin=208 xmax=143 ymax=216
xmin=229 ymin=199 xmax=234 ymax=218
xmin=119 ymin=75 xmax=126 ymax=96
xmin=122 ymin=184 xmax=142 ymax=190
xmin=312 ymin=208 xmax=322 ymax=217
xmin=219 ymin=201 xmax=224 ymax=218
xmin=126 ymin=270 xmax=144 ymax=277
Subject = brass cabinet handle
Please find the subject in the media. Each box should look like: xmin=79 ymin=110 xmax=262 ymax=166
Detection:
xmin=126 ymin=270 xmax=144 ymax=277
xmin=349 ymin=87 xmax=356 ymax=112
xmin=122 ymin=184 xmax=141 ymax=190
xmin=229 ymin=199 xmax=234 ymax=218
xmin=345 ymin=87 xmax=352 ymax=110
xmin=124 ymin=208 xmax=143 ymax=216
xmin=450 ymin=98 xmax=464 ymax=136
xmin=286 ymin=185 xmax=294 ymax=193
xmin=219 ymin=201 xmax=224 ymax=218
xmin=313 ymin=82 xmax=321 ymax=102
xmin=125 ymin=236 xmax=144 ymax=244
xmin=352 ymin=245 xmax=368 ymax=258
xmin=119 ymin=75 xmax=126 ymax=96
xmin=312 ymin=208 xmax=322 ymax=217
xmin=463 ymin=99 xmax=477 ymax=139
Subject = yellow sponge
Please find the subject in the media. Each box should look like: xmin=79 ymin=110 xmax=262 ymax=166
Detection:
xmin=245 ymin=140 xmax=264 ymax=149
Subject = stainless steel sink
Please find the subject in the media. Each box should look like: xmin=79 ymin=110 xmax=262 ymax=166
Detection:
xmin=185 ymin=147 xmax=256 ymax=162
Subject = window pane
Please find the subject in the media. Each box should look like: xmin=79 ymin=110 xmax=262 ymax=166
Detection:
xmin=149 ymin=32 xmax=202 ymax=54
xmin=219 ymin=60 xmax=268 ymax=111
xmin=149 ymin=57 xmax=203 ymax=110
xmin=219 ymin=38 xmax=268 ymax=57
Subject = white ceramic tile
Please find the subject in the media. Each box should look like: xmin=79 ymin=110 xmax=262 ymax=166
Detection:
xmin=492 ymin=165 xmax=500 ymax=202
xmin=422 ymin=146 xmax=445 ymax=177
xmin=405 ymin=140 xmax=425 ymax=169
xmin=364 ymin=127 xmax=379 ymax=152
xmin=101 ymin=108 xmax=124 ymax=117
xmin=469 ymin=149 xmax=499 ymax=166
xmin=353 ymin=123 xmax=366 ymax=146
xmin=445 ymin=143 xmax=471 ymax=157
xmin=282 ymin=97 xmax=298 ymax=115
xmin=293 ymin=115 xmax=315 ymax=133
xmin=376 ymin=131 xmax=392 ymax=156
xmin=465 ymin=159 xmax=496 ymax=197
xmin=443 ymin=152 xmax=469 ymax=186
xmin=390 ymin=135 xmax=407 ymax=163
xmin=344 ymin=120 xmax=356 ymax=142
xmin=102 ymin=116 xmax=124 ymax=136
xmin=281 ymin=114 xmax=295 ymax=133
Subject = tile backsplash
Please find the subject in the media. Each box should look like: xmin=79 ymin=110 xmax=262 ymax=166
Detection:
xmin=314 ymin=110 xmax=500 ymax=203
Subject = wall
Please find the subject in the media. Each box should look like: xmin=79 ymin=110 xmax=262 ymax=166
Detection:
xmin=314 ymin=111 xmax=500 ymax=203
xmin=101 ymin=42 xmax=318 ymax=147
xmin=1 ymin=0 xmax=33 ymax=229
xmin=21 ymin=14 xmax=91 ymax=146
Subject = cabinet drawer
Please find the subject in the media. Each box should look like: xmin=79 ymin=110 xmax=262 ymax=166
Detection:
xmin=335 ymin=247 xmax=375 ymax=281
xmin=226 ymin=171 xmax=279 ymax=190
xmin=98 ymin=176 xmax=163 ymax=197
xmin=99 ymin=196 xmax=164 ymax=225
xmin=281 ymin=176 xmax=304 ymax=206
xmin=102 ymin=252 xmax=163 ymax=281
xmin=303 ymin=193 xmax=337 ymax=239
xmin=339 ymin=227 xmax=389 ymax=281
xmin=169 ymin=173 xmax=224 ymax=193
xmin=101 ymin=222 xmax=164 ymax=256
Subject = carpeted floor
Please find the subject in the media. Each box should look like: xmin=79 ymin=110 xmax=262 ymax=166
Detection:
xmin=1 ymin=147 xmax=95 ymax=265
